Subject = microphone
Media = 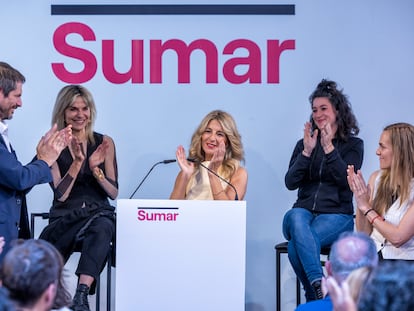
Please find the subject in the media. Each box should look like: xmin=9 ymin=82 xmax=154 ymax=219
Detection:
xmin=187 ymin=158 xmax=239 ymax=201
xmin=129 ymin=159 xmax=176 ymax=199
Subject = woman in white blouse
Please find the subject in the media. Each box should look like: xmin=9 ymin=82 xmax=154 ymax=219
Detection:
xmin=347 ymin=122 xmax=414 ymax=259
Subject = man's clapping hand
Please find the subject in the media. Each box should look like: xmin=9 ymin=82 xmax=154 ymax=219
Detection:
xmin=36 ymin=124 xmax=72 ymax=166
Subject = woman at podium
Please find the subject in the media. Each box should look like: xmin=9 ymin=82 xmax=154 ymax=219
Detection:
xmin=170 ymin=110 xmax=247 ymax=201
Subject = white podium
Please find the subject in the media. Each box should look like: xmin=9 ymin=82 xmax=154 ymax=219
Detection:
xmin=115 ymin=199 xmax=246 ymax=310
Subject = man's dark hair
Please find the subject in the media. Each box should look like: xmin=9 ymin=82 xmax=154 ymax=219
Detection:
xmin=0 ymin=239 xmax=70 ymax=308
xmin=0 ymin=61 xmax=25 ymax=97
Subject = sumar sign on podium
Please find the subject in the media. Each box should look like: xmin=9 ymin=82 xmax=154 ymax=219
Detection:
xmin=116 ymin=199 xmax=246 ymax=311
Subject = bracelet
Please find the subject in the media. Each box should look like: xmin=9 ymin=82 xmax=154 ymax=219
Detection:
xmin=364 ymin=208 xmax=375 ymax=217
xmin=370 ymin=215 xmax=384 ymax=225
xmin=213 ymin=190 xmax=224 ymax=196
xmin=93 ymin=168 xmax=105 ymax=181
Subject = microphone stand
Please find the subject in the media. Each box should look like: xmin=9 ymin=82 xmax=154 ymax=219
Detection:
xmin=129 ymin=159 xmax=176 ymax=199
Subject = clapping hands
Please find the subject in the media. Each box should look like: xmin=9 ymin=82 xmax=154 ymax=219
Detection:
xmin=89 ymin=136 xmax=110 ymax=169
xmin=175 ymin=145 xmax=195 ymax=176
xmin=347 ymin=165 xmax=371 ymax=211
xmin=36 ymin=124 xmax=72 ymax=166
xmin=208 ymin=140 xmax=226 ymax=172
xmin=303 ymin=122 xmax=318 ymax=156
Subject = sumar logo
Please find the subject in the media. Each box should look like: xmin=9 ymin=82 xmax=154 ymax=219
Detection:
xmin=50 ymin=4 xmax=296 ymax=85
xmin=137 ymin=207 xmax=179 ymax=221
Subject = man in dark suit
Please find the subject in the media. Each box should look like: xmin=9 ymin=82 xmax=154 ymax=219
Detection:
xmin=0 ymin=61 xmax=71 ymax=262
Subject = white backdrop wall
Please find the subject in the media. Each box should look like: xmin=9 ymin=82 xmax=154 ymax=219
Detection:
xmin=2 ymin=1 xmax=414 ymax=310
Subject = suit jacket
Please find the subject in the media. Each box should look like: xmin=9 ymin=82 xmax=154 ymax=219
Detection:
xmin=295 ymin=295 xmax=332 ymax=311
xmin=0 ymin=135 xmax=52 ymax=262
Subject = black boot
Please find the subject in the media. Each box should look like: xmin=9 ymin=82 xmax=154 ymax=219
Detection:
xmin=311 ymin=280 xmax=323 ymax=300
xmin=71 ymin=284 xmax=91 ymax=311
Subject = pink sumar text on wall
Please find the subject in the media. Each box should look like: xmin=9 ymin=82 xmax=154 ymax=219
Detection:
xmin=52 ymin=22 xmax=296 ymax=84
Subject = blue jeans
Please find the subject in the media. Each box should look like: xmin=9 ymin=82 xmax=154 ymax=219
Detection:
xmin=282 ymin=208 xmax=354 ymax=301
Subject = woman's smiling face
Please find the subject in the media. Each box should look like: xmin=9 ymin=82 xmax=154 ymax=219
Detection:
xmin=64 ymin=96 xmax=90 ymax=132
xmin=376 ymin=130 xmax=393 ymax=170
xmin=201 ymin=119 xmax=227 ymax=161
xmin=312 ymin=97 xmax=338 ymax=132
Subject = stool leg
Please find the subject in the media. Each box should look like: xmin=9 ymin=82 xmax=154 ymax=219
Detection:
xmin=107 ymin=252 xmax=112 ymax=311
xmin=96 ymin=276 xmax=100 ymax=311
xmin=276 ymin=250 xmax=281 ymax=311
xmin=296 ymin=276 xmax=301 ymax=306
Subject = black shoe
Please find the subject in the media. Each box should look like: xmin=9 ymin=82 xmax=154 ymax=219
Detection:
xmin=311 ymin=280 xmax=323 ymax=300
xmin=71 ymin=284 xmax=91 ymax=311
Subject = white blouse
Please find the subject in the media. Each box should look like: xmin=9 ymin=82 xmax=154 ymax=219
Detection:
xmin=185 ymin=161 xmax=231 ymax=200
xmin=371 ymin=172 xmax=414 ymax=259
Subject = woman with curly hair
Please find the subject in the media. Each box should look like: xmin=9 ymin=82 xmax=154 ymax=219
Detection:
xmin=170 ymin=110 xmax=247 ymax=200
xmin=283 ymin=79 xmax=363 ymax=301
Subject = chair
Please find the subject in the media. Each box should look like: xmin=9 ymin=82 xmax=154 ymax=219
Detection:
xmin=275 ymin=241 xmax=331 ymax=311
xmin=30 ymin=212 xmax=113 ymax=311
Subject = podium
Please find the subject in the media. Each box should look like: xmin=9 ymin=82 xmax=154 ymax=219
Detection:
xmin=115 ymin=199 xmax=247 ymax=310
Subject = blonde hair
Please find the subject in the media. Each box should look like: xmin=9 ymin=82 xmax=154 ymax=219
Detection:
xmin=189 ymin=110 xmax=244 ymax=180
xmin=51 ymin=85 xmax=97 ymax=144
xmin=345 ymin=266 xmax=372 ymax=303
xmin=373 ymin=123 xmax=414 ymax=215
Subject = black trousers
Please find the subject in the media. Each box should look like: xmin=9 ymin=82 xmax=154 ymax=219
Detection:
xmin=40 ymin=206 xmax=115 ymax=294
xmin=75 ymin=215 xmax=114 ymax=281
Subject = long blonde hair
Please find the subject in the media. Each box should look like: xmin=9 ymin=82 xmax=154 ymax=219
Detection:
xmin=189 ymin=110 xmax=244 ymax=180
xmin=373 ymin=123 xmax=414 ymax=215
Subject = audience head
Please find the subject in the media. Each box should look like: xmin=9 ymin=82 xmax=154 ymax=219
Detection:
xmin=0 ymin=239 xmax=71 ymax=311
xmin=189 ymin=110 xmax=244 ymax=177
xmin=308 ymin=79 xmax=359 ymax=140
xmin=373 ymin=122 xmax=414 ymax=215
xmin=51 ymin=84 xmax=96 ymax=143
xmin=358 ymin=260 xmax=414 ymax=311
xmin=326 ymin=231 xmax=378 ymax=284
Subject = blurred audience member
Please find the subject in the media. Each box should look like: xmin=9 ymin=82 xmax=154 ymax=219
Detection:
xmin=328 ymin=260 xmax=414 ymax=311
xmin=0 ymin=239 xmax=71 ymax=311
xmin=295 ymin=231 xmax=377 ymax=310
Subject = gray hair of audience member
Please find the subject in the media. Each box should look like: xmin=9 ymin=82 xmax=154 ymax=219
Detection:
xmin=0 ymin=239 xmax=71 ymax=309
xmin=358 ymin=260 xmax=414 ymax=311
xmin=328 ymin=231 xmax=378 ymax=283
